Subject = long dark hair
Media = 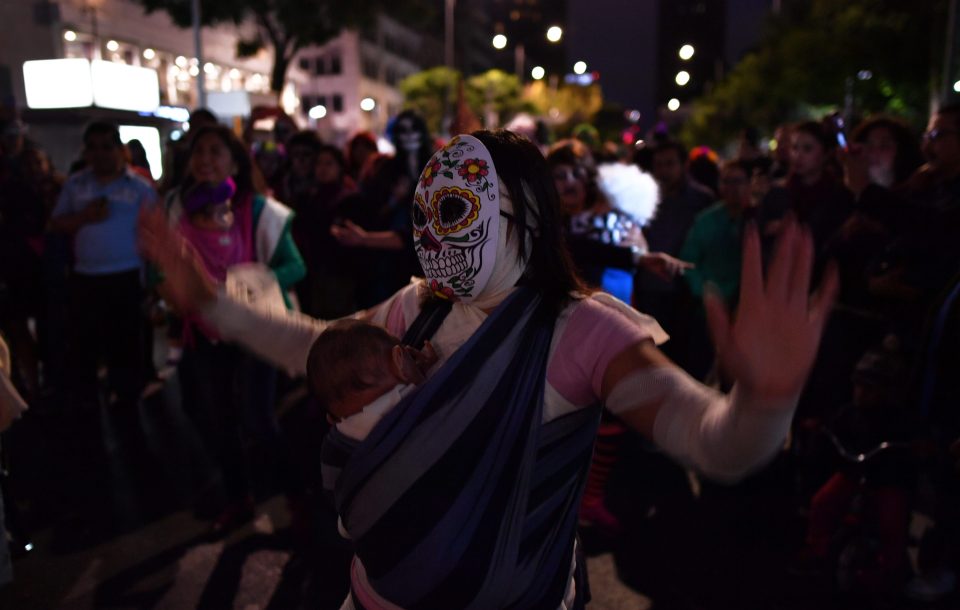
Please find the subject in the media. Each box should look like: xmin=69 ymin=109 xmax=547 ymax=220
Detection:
xmin=181 ymin=125 xmax=266 ymax=204
xmin=852 ymin=115 xmax=923 ymax=186
xmin=545 ymin=139 xmax=601 ymax=213
xmin=472 ymin=129 xmax=589 ymax=311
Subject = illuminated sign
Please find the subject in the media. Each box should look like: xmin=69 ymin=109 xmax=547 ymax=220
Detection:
xmin=23 ymin=59 xmax=160 ymax=112
xmin=23 ymin=58 xmax=94 ymax=109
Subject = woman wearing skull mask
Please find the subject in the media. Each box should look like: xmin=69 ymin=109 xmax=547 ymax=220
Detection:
xmin=140 ymin=130 xmax=838 ymax=609
xmin=390 ymin=110 xmax=436 ymax=184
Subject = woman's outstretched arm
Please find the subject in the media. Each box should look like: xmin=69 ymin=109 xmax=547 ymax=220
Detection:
xmin=601 ymin=217 xmax=838 ymax=482
xmin=138 ymin=206 xmax=377 ymax=375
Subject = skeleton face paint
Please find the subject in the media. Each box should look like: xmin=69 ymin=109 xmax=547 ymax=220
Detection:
xmin=414 ymin=135 xmax=499 ymax=302
xmin=395 ymin=118 xmax=423 ymax=153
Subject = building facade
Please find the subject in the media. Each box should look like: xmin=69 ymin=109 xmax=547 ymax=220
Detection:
xmin=294 ymin=15 xmax=442 ymax=144
xmin=0 ymin=0 xmax=296 ymax=173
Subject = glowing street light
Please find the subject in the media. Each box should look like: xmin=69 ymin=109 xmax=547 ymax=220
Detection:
xmin=547 ymin=26 xmax=563 ymax=43
xmin=668 ymin=98 xmax=680 ymax=111
xmin=360 ymin=97 xmax=376 ymax=111
xmin=573 ymin=61 xmax=587 ymax=75
xmin=142 ymin=48 xmax=156 ymax=60
xmin=531 ymin=66 xmax=545 ymax=80
xmin=679 ymin=44 xmax=695 ymax=61
xmin=675 ymin=70 xmax=690 ymax=86
xmin=492 ymin=34 xmax=508 ymax=50
xmin=309 ymin=105 xmax=327 ymax=119
xmin=106 ymin=40 xmax=120 ymax=52
xmin=64 ymin=30 xmax=77 ymax=42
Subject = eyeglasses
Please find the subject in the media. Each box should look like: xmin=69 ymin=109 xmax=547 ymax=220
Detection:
xmin=924 ymin=128 xmax=957 ymax=142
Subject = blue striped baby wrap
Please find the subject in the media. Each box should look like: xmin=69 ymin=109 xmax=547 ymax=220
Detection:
xmin=321 ymin=288 xmax=601 ymax=609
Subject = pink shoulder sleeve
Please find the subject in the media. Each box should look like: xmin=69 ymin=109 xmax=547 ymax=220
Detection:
xmin=547 ymin=297 xmax=658 ymax=405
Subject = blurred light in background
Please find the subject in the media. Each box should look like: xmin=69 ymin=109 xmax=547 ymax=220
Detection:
xmin=679 ymin=44 xmax=695 ymax=60
xmin=531 ymin=66 xmax=545 ymax=80
xmin=142 ymin=48 xmax=155 ymax=60
xmin=119 ymin=125 xmax=163 ymax=180
xmin=23 ymin=58 xmax=93 ymax=108
xmin=675 ymin=70 xmax=690 ymax=86
xmin=547 ymin=26 xmax=563 ymax=42
xmin=668 ymin=98 xmax=680 ymax=111
xmin=573 ymin=61 xmax=587 ymax=75
xmin=63 ymin=30 xmax=77 ymax=42
xmin=360 ymin=97 xmax=376 ymax=111
xmin=106 ymin=40 xmax=119 ymax=52
xmin=308 ymin=104 xmax=327 ymax=119
xmin=492 ymin=34 xmax=507 ymax=50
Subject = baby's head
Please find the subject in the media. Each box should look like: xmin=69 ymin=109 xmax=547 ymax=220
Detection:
xmin=307 ymin=320 xmax=424 ymax=421
xmin=183 ymin=178 xmax=236 ymax=231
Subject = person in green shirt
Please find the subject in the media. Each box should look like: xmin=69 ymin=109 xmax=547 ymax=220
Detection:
xmin=679 ymin=159 xmax=754 ymax=380
xmin=681 ymin=159 xmax=754 ymax=304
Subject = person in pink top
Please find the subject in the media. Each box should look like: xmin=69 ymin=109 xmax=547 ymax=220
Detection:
xmin=140 ymin=130 xmax=838 ymax=609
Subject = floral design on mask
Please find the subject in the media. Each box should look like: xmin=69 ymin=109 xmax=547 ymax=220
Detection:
xmin=414 ymin=135 xmax=499 ymax=302
xmin=457 ymin=158 xmax=490 ymax=186
xmin=420 ymin=159 xmax=442 ymax=189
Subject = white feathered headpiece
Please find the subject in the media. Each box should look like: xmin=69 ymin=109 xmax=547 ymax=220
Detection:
xmin=596 ymin=163 xmax=660 ymax=226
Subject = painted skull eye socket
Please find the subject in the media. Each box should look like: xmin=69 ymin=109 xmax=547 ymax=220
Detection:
xmin=438 ymin=195 xmax=469 ymax=229
xmin=412 ymin=203 xmax=428 ymax=229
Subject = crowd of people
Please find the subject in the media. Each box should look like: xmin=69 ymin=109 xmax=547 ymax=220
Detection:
xmin=0 ymin=98 xmax=958 ymax=607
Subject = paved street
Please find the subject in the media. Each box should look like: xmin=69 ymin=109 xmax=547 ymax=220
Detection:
xmin=0 ymin=368 xmax=954 ymax=610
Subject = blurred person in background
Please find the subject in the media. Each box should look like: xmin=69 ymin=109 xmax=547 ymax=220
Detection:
xmin=0 ymin=147 xmax=62 ymax=401
xmin=292 ymin=143 xmax=357 ymax=318
xmin=635 ymin=138 xmax=713 ymax=369
xmin=345 ymin=131 xmax=378 ymax=182
xmin=331 ymin=154 xmax=419 ymax=309
xmin=679 ymin=159 xmax=755 ymax=380
xmin=276 ymin=130 xmax=324 ymax=210
xmin=163 ymin=124 xmax=306 ymax=536
xmin=159 ymin=108 xmax=218 ymax=195
xmin=49 ymin=122 xmax=157 ymax=414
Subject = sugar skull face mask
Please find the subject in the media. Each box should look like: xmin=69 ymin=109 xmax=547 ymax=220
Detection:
xmin=413 ymin=135 xmax=501 ymax=302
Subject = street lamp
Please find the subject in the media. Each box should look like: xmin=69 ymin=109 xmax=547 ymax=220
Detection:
xmin=360 ymin=97 xmax=376 ymax=111
xmin=668 ymin=98 xmax=680 ymax=111
xmin=679 ymin=44 xmax=695 ymax=60
xmin=573 ymin=61 xmax=587 ymax=75
xmin=675 ymin=70 xmax=690 ymax=86
xmin=531 ymin=66 xmax=545 ymax=80
xmin=547 ymin=26 xmax=563 ymax=43
xmin=492 ymin=34 xmax=507 ymax=50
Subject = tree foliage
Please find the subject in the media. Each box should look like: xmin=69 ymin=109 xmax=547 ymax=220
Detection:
xmin=134 ymin=0 xmax=434 ymax=94
xmin=399 ymin=68 xmax=534 ymax=134
xmin=680 ymin=0 xmax=947 ymax=148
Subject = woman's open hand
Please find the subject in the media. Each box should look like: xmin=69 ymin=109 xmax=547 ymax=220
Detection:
xmin=705 ymin=217 xmax=838 ymax=403
xmin=138 ymin=205 xmax=216 ymax=313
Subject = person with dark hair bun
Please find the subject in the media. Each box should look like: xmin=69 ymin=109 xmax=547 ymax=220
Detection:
xmin=141 ymin=129 xmax=837 ymax=609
